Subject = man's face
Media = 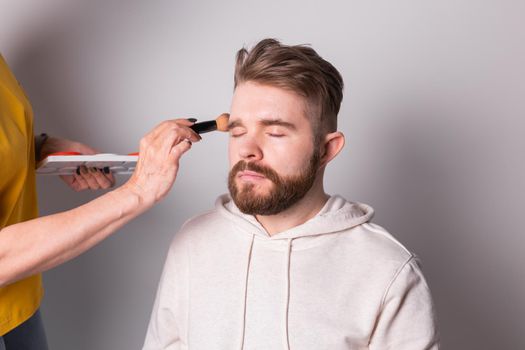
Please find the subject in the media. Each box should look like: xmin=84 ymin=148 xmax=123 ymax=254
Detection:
xmin=227 ymin=81 xmax=320 ymax=215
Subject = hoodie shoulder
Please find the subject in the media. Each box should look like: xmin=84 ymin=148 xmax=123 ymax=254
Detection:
xmin=169 ymin=194 xmax=259 ymax=249
xmin=175 ymin=208 xmax=229 ymax=241
xmin=181 ymin=209 xmax=223 ymax=230
xmin=342 ymin=221 xmax=414 ymax=266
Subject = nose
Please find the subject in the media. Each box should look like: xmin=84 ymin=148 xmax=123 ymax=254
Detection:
xmin=238 ymin=137 xmax=263 ymax=161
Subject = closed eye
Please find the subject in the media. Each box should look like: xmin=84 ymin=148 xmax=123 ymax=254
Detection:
xmin=230 ymin=131 xmax=245 ymax=138
xmin=266 ymin=127 xmax=287 ymax=138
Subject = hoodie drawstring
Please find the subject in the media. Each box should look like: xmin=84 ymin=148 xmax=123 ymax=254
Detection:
xmin=240 ymin=235 xmax=293 ymax=350
xmin=283 ymin=238 xmax=292 ymax=350
xmin=240 ymin=234 xmax=255 ymax=350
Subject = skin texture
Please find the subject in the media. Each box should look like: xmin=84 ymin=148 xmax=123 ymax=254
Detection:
xmin=0 ymin=119 xmax=200 ymax=287
xmin=228 ymin=81 xmax=345 ymax=235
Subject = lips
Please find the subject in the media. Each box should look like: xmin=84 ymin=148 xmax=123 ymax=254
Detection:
xmin=238 ymin=170 xmax=266 ymax=181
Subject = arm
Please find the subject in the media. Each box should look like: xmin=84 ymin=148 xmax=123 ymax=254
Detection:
xmin=0 ymin=119 xmax=201 ymax=287
xmin=369 ymin=257 xmax=440 ymax=350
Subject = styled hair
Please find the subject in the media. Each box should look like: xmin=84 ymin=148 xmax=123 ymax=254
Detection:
xmin=234 ymin=38 xmax=344 ymax=134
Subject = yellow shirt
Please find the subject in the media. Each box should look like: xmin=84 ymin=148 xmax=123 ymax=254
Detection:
xmin=0 ymin=54 xmax=43 ymax=335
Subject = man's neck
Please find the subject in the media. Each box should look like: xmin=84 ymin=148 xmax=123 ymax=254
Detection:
xmin=255 ymin=183 xmax=329 ymax=236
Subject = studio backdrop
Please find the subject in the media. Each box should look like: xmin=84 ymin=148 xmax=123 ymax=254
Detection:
xmin=1 ymin=0 xmax=523 ymax=349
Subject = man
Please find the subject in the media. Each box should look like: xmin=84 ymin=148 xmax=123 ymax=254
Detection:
xmin=143 ymin=38 xmax=439 ymax=349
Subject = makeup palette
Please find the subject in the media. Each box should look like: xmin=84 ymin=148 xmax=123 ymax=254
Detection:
xmin=36 ymin=152 xmax=138 ymax=175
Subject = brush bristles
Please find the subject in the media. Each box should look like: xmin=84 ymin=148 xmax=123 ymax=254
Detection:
xmin=215 ymin=113 xmax=230 ymax=132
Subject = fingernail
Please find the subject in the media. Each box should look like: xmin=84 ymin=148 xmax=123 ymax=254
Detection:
xmin=187 ymin=118 xmax=197 ymax=123
xmin=80 ymin=166 xmax=87 ymax=174
xmin=103 ymin=167 xmax=110 ymax=174
xmin=76 ymin=167 xmax=80 ymax=175
xmin=90 ymin=167 xmax=97 ymax=173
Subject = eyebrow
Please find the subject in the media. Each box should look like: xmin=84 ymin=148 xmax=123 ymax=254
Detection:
xmin=227 ymin=118 xmax=297 ymax=131
xmin=260 ymin=118 xmax=297 ymax=130
xmin=227 ymin=119 xmax=243 ymax=130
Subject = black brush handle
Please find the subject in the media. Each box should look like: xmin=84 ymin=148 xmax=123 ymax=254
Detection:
xmin=190 ymin=120 xmax=217 ymax=134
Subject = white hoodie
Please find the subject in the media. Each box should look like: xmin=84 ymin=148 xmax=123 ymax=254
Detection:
xmin=143 ymin=195 xmax=439 ymax=350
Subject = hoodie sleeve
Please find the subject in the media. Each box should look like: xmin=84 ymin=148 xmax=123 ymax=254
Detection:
xmin=143 ymin=235 xmax=189 ymax=350
xmin=369 ymin=256 xmax=440 ymax=350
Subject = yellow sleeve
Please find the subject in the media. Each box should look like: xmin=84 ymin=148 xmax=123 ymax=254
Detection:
xmin=0 ymin=54 xmax=44 ymax=335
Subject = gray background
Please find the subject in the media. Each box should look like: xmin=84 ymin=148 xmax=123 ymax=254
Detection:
xmin=1 ymin=0 xmax=524 ymax=349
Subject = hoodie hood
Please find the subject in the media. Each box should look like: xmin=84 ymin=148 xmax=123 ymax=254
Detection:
xmin=216 ymin=193 xmax=374 ymax=240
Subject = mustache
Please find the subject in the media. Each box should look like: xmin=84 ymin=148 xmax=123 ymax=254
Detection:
xmin=230 ymin=160 xmax=281 ymax=184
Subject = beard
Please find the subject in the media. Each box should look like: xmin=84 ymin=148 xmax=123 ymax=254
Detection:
xmin=228 ymin=151 xmax=321 ymax=216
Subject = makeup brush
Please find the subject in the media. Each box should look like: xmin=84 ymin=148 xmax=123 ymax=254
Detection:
xmin=191 ymin=113 xmax=230 ymax=134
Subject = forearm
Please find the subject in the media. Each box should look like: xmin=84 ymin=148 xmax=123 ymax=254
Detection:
xmin=0 ymin=185 xmax=147 ymax=287
xmin=0 ymin=118 xmax=199 ymax=287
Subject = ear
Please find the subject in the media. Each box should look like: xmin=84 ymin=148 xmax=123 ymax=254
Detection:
xmin=320 ymin=131 xmax=345 ymax=167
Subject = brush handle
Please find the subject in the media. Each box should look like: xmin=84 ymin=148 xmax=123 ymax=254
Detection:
xmin=190 ymin=120 xmax=217 ymax=134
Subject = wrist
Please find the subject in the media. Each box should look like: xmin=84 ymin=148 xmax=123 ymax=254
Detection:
xmin=108 ymin=184 xmax=150 ymax=220
xmin=34 ymin=133 xmax=49 ymax=162
xmin=115 ymin=181 xmax=156 ymax=215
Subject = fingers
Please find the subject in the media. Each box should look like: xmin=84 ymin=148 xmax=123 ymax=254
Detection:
xmin=103 ymin=170 xmax=116 ymax=187
xmin=89 ymin=168 xmax=115 ymax=189
xmin=146 ymin=118 xmax=201 ymax=146
xmin=61 ymin=167 xmax=116 ymax=191
xmin=59 ymin=174 xmax=86 ymax=192
xmin=70 ymin=173 xmax=89 ymax=192
xmin=170 ymin=139 xmax=193 ymax=160
xmin=84 ymin=167 xmax=116 ymax=190
xmin=137 ymin=118 xmax=200 ymax=168
xmin=159 ymin=126 xmax=199 ymax=159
